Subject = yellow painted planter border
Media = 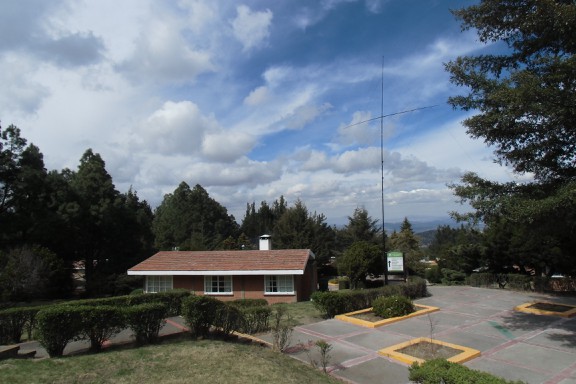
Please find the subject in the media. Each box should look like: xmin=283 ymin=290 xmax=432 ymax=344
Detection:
xmin=335 ymin=304 xmax=439 ymax=328
xmin=514 ymin=302 xmax=576 ymax=318
xmin=378 ymin=337 xmax=481 ymax=365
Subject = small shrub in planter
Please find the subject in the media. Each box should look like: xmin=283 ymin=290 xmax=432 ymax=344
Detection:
xmin=124 ymin=303 xmax=167 ymax=345
xmin=372 ymin=295 xmax=414 ymax=319
xmin=409 ymin=358 xmax=524 ymax=383
xmin=36 ymin=305 xmax=84 ymax=357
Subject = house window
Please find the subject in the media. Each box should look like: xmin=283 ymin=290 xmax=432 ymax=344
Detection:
xmin=265 ymin=275 xmax=294 ymax=294
xmin=204 ymin=276 xmax=233 ymax=294
xmin=145 ymin=275 xmax=173 ymax=293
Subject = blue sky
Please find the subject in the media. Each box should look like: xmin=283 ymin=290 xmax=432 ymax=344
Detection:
xmin=0 ymin=0 xmax=527 ymax=226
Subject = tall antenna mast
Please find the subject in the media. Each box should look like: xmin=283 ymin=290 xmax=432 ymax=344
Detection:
xmin=381 ymin=57 xmax=388 ymax=286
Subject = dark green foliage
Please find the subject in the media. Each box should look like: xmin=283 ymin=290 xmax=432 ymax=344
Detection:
xmin=337 ymin=241 xmax=383 ymax=289
xmin=425 ymin=266 xmax=442 ymax=284
xmin=409 ymin=358 xmax=525 ymax=384
xmin=372 ymin=295 xmax=415 ymax=319
xmin=181 ymin=295 xmax=221 ymax=338
xmin=228 ymin=299 xmax=271 ymax=334
xmin=272 ymin=199 xmax=335 ymax=265
xmin=441 ymin=269 xmax=467 ymax=285
xmin=0 ymin=306 xmax=40 ymax=344
xmin=152 ymin=182 xmax=238 ymax=251
xmin=0 ymin=245 xmax=69 ymax=302
xmin=447 ymin=0 xmax=576 ymax=277
xmin=236 ymin=306 xmax=271 ymax=334
xmin=505 ymin=274 xmax=532 ymax=291
xmin=127 ymin=289 xmax=191 ymax=317
xmin=469 ymin=273 xmax=496 ymax=287
xmin=311 ymin=278 xmax=427 ymax=318
xmin=213 ymin=303 xmax=242 ymax=337
xmin=123 ymin=303 xmax=167 ymax=345
xmin=78 ymin=306 xmax=126 ymax=352
xmin=36 ymin=305 xmax=85 ymax=357
xmin=389 ymin=218 xmax=424 ymax=276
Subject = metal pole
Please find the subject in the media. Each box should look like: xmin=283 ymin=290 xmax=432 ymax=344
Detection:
xmin=381 ymin=57 xmax=388 ymax=286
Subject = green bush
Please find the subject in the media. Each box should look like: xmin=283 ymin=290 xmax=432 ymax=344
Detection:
xmin=506 ymin=274 xmax=532 ymax=291
xmin=36 ymin=305 xmax=85 ymax=357
xmin=78 ymin=306 xmax=126 ymax=352
xmin=409 ymin=358 xmax=525 ymax=383
xmin=181 ymin=296 xmax=221 ymax=338
xmin=123 ymin=303 xmax=167 ymax=345
xmin=425 ymin=266 xmax=442 ymax=284
xmin=236 ymin=305 xmax=271 ymax=334
xmin=312 ymin=279 xmax=427 ymax=318
xmin=372 ymin=295 xmax=415 ymax=319
xmin=441 ymin=269 xmax=467 ymax=285
xmin=213 ymin=303 xmax=242 ymax=337
xmin=228 ymin=298 xmax=268 ymax=308
xmin=127 ymin=289 xmax=191 ymax=317
xmin=469 ymin=273 xmax=496 ymax=287
xmin=0 ymin=306 xmax=41 ymax=344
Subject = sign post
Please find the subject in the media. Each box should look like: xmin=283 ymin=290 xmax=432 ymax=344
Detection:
xmin=386 ymin=251 xmax=405 ymax=281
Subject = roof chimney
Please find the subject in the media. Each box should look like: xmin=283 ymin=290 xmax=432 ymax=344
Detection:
xmin=259 ymin=234 xmax=272 ymax=251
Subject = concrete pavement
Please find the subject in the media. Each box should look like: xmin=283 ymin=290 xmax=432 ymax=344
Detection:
xmin=270 ymin=286 xmax=576 ymax=384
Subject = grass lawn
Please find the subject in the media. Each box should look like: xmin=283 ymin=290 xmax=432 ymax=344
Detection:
xmin=0 ymin=337 xmax=341 ymax=384
xmin=276 ymin=300 xmax=324 ymax=325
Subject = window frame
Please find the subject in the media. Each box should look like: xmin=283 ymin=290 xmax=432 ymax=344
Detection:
xmin=145 ymin=275 xmax=173 ymax=293
xmin=264 ymin=275 xmax=295 ymax=295
xmin=204 ymin=275 xmax=233 ymax=295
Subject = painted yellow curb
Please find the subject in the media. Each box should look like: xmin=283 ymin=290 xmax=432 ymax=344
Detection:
xmin=335 ymin=304 xmax=439 ymax=328
xmin=378 ymin=337 xmax=481 ymax=365
xmin=514 ymin=302 xmax=576 ymax=318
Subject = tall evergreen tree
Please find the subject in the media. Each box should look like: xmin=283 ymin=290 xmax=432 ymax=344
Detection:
xmin=152 ymin=182 xmax=237 ymax=251
xmin=446 ymin=0 xmax=576 ymax=275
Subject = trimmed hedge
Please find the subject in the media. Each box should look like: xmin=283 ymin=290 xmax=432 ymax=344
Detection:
xmin=181 ymin=296 xmax=221 ymax=338
xmin=36 ymin=305 xmax=85 ymax=357
xmin=0 ymin=306 xmax=42 ymax=344
xmin=228 ymin=299 xmax=271 ymax=334
xmin=124 ymin=303 xmax=168 ymax=345
xmin=441 ymin=269 xmax=467 ymax=285
xmin=311 ymin=277 xmax=427 ymax=318
xmin=372 ymin=295 xmax=414 ymax=319
xmin=409 ymin=358 xmax=525 ymax=384
xmin=78 ymin=306 xmax=126 ymax=352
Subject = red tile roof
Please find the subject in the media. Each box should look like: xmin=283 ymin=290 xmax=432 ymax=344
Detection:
xmin=127 ymin=249 xmax=314 ymax=275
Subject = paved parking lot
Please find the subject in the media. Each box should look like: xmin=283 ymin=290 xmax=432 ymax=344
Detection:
xmin=260 ymin=286 xmax=576 ymax=384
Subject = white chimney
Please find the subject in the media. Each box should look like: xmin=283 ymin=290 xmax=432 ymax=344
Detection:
xmin=259 ymin=234 xmax=272 ymax=250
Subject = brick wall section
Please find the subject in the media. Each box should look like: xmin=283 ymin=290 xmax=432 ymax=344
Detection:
xmin=173 ymin=274 xmax=300 ymax=304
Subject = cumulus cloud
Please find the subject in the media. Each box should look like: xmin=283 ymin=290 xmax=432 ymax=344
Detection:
xmin=136 ymin=101 xmax=218 ymax=155
xmin=202 ymin=131 xmax=256 ymax=162
xmin=231 ymin=5 xmax=273 ymax=52
xmin=117 ymin=18 xmax=214 ymax=84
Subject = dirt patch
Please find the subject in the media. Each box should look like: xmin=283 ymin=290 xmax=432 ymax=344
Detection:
xmin=528 ymin=302 xmax=575 ymax=313
xmin=396 ymin=340 xmax=462 ymax=360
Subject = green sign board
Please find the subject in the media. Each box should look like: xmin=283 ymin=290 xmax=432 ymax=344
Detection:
xmin=387 ymin=251 xmax=404 ymax=272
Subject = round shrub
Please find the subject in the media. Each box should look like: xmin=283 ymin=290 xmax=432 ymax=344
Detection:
xmin=36 ymin=305 xmax=84 ymax=357
xmin=123 ymin=303 xmax=167 ymax=345
xmin=181 ymin=295 xmax=221 ymax=338
xmin=372 ymin=295 xmax=414 ymax=319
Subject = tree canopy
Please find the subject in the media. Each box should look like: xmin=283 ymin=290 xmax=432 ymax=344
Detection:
xmin=446 ymin=0 xmax=576 ymax=275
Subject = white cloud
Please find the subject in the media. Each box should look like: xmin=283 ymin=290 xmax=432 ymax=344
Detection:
xmin=136 ymin=101 xmax=218 ymax=156
xmin=231 ymin=5 xmax=273 ymax=52
xmin=244 ymin=86 xmax=270 ymax=106
xmin=117 ymin=17 xmax=214 ymax=84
